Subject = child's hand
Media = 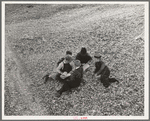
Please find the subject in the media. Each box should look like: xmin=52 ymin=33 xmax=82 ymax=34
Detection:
xmin=62 ymin=72 xmax=67 ymax=76
xmin=60 ymin=72 xmax=71 ymax=79
xmin=60 ymin=74 xmax=67 ymax=79
xmin=95 ymin=74 xmax=101 ymax=79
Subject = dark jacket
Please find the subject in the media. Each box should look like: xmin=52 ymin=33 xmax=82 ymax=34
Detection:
xmin=93 ymin=61 xmax=119 ymax=88
xmin=57 ymin=66 xmax=84 ymax=94
xmin=76 ymin=52 xmax=92 ymax=64
xmin=94 ymin=61 xmax=110 ymax=77
xmin=67 ymin=67 xmax=83 ymax=88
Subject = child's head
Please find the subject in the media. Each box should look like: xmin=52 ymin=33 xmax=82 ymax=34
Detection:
xmin=74 ymin=60 xmax=81 ymax=67
xmin=80 ymin=47 xmax=87 ymax=55
xmin=66 ymin=51 xmax=72 ymax=56
xmin=94 ymin=52 xmax=102 ymax=61
xmin=64 ymin=55 xmax=72 ymax=63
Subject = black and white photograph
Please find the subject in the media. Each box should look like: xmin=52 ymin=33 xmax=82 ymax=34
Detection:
xmin=2 ymin=1 xmax=149 ymax=120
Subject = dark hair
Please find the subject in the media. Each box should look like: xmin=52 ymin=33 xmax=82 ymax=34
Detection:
xmin=66 ymin=51 xmax=72 ymax=55
xmin=94 ymin=55 xmax=101 ymax=59
xmin=65 ymin=55 xmax=72 ymax=62
xmin=94 ymin=52 xmax=101 ymax=58
xmin=81 ymin=47 xmax=87 ymax=54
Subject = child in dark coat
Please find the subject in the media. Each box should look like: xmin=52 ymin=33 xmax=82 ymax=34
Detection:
xmin=76 ymin=47 xmax=92 ymax=71
xmin=76 ymin=47 xmax=92 ymax=64
xmin=93 ymin=52 xmax=119 ymax=88
xmin=55 ymin=60 xmax=83 ymax=97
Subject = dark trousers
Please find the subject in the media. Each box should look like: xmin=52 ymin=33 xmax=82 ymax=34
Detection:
xmin=58 ymin=79 xmax=81 ymax=94
xmin=57 ymin=82 xmax=71 ymax=94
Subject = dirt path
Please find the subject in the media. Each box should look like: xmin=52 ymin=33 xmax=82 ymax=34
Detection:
xmin=5 ymin=41 xmax=48 ymax=115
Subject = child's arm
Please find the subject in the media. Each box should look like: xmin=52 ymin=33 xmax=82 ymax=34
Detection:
xmin=56 ymin=62 xmax=63 ymax=74
xmin=60 ymin=72 xmax=71 ymax=79
xmin=70 ymin=61 xmax=75 ymax=73
xmin=96 ymin=62 xmax=105 ymax=75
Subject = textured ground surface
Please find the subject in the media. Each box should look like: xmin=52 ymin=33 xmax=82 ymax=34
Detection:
xmin=5 ymin=4 xmax=144 ymax=116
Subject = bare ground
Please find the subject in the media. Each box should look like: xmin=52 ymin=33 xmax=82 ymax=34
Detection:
xmin=5 ymin=4 xmax=144 ymax=116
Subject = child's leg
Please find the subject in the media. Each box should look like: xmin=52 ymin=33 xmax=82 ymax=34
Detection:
xmin=56 ymin=82 xmax=70 ymax=96
xmin=100 ymin=75 xmax=110 ymax=88
xmin=109 ymin=78 xmax=119 ymax=83
xmin=49 ymin=72 xmax=57 ymax=80
xmin=44 ymin=75 xmax=49 ymax=84
xmin=55 ymin=73 xmax=64 ymax=82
